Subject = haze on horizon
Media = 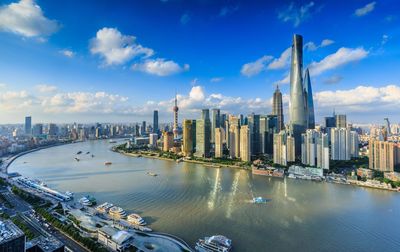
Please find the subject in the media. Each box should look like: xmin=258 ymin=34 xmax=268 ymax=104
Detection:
xmin=0 ymin=0 xmax=399 ymax=124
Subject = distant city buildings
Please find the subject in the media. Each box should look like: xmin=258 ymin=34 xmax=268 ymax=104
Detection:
xmin=214 ymin=127 xmax=224 ymax=158
xmin=24 ymin=116 xmax=31 ymax=135
xmin=331 ymin=128 xmax=359 ymax=160
xmin=153 ymin=110 xmax=159 ymax=134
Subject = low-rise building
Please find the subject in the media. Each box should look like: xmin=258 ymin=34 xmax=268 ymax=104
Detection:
xmin=98 ymin=226 xmax=134 ymax=252
xmin=356 ymin=168 xmax=374 ymax=179
xmin=0 ymin=220 xmax=26 ymax=252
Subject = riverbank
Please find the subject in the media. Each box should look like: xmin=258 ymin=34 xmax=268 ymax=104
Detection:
xmin=117 ymin=149 xmax=247 ymax=170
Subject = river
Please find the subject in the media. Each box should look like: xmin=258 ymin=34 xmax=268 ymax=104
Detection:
xmin=8 ymin=140 xmax=400 ymax=252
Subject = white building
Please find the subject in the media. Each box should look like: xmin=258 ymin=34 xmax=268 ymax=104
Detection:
xmin=149 ymin=133 xmax=158 ymax=147
xmin=331 ymin=128 xmax=359 ymax=160
xmin=301 ymin=130 xmax=329 ymax=169
xmin=98 ymin=226 xmax=133 ymax=252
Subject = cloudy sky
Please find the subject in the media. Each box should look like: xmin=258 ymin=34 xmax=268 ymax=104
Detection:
xmin=0 ymin=0 xmax=399 ymax=124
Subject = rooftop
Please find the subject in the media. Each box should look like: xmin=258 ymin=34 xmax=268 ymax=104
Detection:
xmin=0 ymin=220 xmax=25 ymax=245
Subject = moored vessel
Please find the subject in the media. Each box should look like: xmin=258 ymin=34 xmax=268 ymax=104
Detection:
xmin=195 ymin=235 xmax=232 ymax=252
xmin=109 ymin=206 xmax=127 ymax=219
xmin=127 ymin=213 xmax=146 ymax=226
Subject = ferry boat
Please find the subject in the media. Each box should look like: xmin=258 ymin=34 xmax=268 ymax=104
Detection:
xmin=195 ymin=235 xmax=232 ymax=252
xmin=75 ymin=157 xmax=80 ymax=162
xmin=109 ymin=206 xmax=127 ymax=219
xmin=86 ymin=151 xmax=90 ymax=154
xmin=76 ymin=151 xmax=82 ymax=155
xmin=252 ymin=167 xmax=284 ymax=178
xmin=96 ymin=202 xmax=114 ymax=213
xmin=104 ymin=162 xmax=112 ymax=165
xmin=252 ymin=197 xmax=269 ymax=204
xmin=127 ymin=213 xmax=146 ymax=226
xmin=147 ymin=172 xmax=158 ymax=176
xmin=79 ymin=197 xmax=92 ymax=206
xmin=65 ymin=191 xmax=74 ymax=198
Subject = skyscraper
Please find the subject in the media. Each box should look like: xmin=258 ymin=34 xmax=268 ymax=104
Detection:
xmin=289 ymin=34 xmax=307 ymax=155
xmin=162 ymin=131 xmax=174 ymax=152
xmin=182 ymin=119 xmax=195 ymax=156
xmin=211 ymin=109 xmax=220 ymax=143
xmin=247 ymin=114 xmax=260 ymax=157
xmin=153 ymin=110 xmax=159 ymax=133
xmin=272 ymin=86 xmax=284 ymax=131
xmin=304 ymin=68 xmax=315 ymax=129
xmin=335 ymin=114 xmax=347 ymax=128
xmin=240 ymin=125 xmax=251 ymax=162
xmin=173 ymin=94 xmax=179 ymax=138
xmin=195 ymin=117 xmax=211 ymax=158
xmin=25 ymin=116 xmax=32 ymax=135
xmin=215 ymin=127 xmax=224 ymax=158
xmin=369 ymin=140 xmax=400 ymax=172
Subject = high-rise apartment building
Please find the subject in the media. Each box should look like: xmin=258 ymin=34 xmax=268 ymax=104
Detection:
xmin=162 ymin=131 xmax=174 ymax=152
xmin=273 ymin=131 xmax=288 ymax=166
xmin=149 ymin=133 xmax=158 ymax=147
xmin=215 ymin=127 xmax=224 ymax=158
xmin=369 ymin=140 xmax=400 ymax=172
xmin=240 ymin=125 xmax=251 ymax=162
xmin=229 ymin=124 xmax=240 ymax=159
xmin=301 ymin=130 xmax=329 ymax=169
xmin=331 ymin=127 xmax=358 ymax=160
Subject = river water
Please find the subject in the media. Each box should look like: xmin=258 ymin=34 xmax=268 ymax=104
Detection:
xmin=9 ymin=140 xmax=400 ymax=252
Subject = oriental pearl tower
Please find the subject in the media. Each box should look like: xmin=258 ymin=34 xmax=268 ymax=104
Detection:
xmin=173 ymin=93 xmax=179 ymax=138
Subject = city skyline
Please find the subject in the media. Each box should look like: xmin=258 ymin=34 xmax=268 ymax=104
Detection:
xmin=1 ymin=0 xmax=400 ymax=124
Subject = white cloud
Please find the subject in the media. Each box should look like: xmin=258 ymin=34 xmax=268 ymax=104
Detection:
xmin=241 ymin=56 xmax=272 ymax=77
xmin=355 ymin=2 xmax=376 ymax=17
xmin=132 ymin=58 xmax=189 ymax=76
xmin=308 ymin=47 xmax=368 ymax=76
xmin=0 ymin=83 xmax=6 ymax=89
xmin=0 ymin=0 xmax=59 ymax=37
xmin=278 ymin=1 xmax=315 ymax=27
xmin=267 ymin=47 xmax=291 ymax=69
xmin=304 ymin=39 xmax=334 ymax=51
xmin=275 ymin=73 xmax=290 ymax=85
xmin=59 ymin=49 xmax=75 ymax=58
xmin=210 ymin=77 xmax=223 ymax=83
xmin=381 ymin=34 xmax=389 ymax=45
xmin=35 ymin=84 xmax=57 ymax=93
xmin=90 ymin=27 xmax=154 ymax=66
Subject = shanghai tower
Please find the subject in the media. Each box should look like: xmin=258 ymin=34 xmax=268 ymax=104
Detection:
xmin=289 ymin=34 xmax=307 ymax=155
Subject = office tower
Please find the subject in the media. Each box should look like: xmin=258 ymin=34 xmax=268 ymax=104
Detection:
xmin=247 ymin=114 xmax=260 ymax=157
xmin=25 ymin=116 xmax=32 ymax=135
xmin=273 ymin=131 xmax=288 ymax=166
xmin=289 ymin=34 xmax=307 ymax=155
xmin=301 ymin=130 xmax=329 ymax=169
xmin=303 ymin=68 xmax=315 ymax=129
xmin=48 ymin=123 xmax=58 ymax=136
xmin=149 ymin=133 xmax=158 ymax=147
xmin=331 ymin=128 xmax=358 ymax=160
xmin=153 ymin=110 xmax=159 ymax=133
xmin=287 ymin=135 xmax=296 ymax=162
xmin=140 ymin=121 xmax=146 ymax=136
xmin=384 ymin=118 xmax=391 ymax=136
xmin=272 ymin=86 xmax=284 ymax=131
xmin=229 ymin=124 xmax=240 ymax=159
xmin=32 ymin=124 xmax=43 ymax=137
xmin=162 ymin=131 xmax=174 ymax=152
xmin=201 ymin=109 xmax=210 ymax=121
xmin=350 ymin=131 xmax=359 ymax=158
xmin=0 ymin=220 xmax=26 ymax=251
xmin=220 ymin=114 xmax=227 ymax=130
xmin=173 ymin=94 xmax=179 ymax=138
xmin=195 ymin=119 xmax=211 ymax=158
xmin=215 ymin=127 xmax=224 ymax=158
xmin=239 ymin=114 xmax=245 ymax=126
xmin=240 ymin=125 xmax=251 ymax=162
xmin=369 ymin=140 xmax=400 ymax=172
xmin=335 ymin=114 xmax=347 ymax=128
xmin=211 ymin=109 xmax=220 ymax=143
xmin=260 ymin=117 xmax=268 ymax=154
xmin=324 ymin=115 xmax=336 ymax=128
xmin=182 ymin=119 xmax=194 ymax=156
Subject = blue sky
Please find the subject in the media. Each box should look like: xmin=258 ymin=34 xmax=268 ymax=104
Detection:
xmin=0 ymin=0 xmax=400 ymax=124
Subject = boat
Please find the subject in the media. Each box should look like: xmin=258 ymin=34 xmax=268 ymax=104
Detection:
xmin=76 ymin=151 xmax=82 ymax=155
xmin=79 ymin=196 xmax=92 ymax=206
xmin=109 ymin=140 xmax=117 ymax=143
xmin=147 ymin=172 xmax=158 ymax=176
xmin=108 ymin=206 xmax=127 ymax=219
xmin=195 ymin=235 xmax=232 ymax=252
xmin=91 ymin=154 xmax=95 ymax=158
xmin=127 ymin=213 xmax=146 ymax=226
xmin=96 ymin=202 xmax=114 ymax=213
xmin=75 ymin=157 xmax=80 ymax=162
xmin=104 ymin=162 xmax=112 ymax=165
xmin=86 ymin=151 xmax=90 ymax=154
xmin=65 ymin=191 xmax=74 ymax=197
xmin=252 ymin=197 xmax=269 ymax=204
